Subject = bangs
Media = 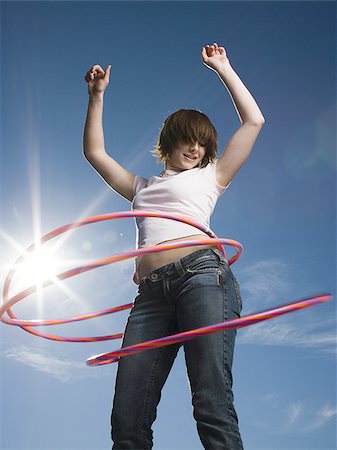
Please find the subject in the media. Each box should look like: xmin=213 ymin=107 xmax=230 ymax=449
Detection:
xmin=150 ymin=109 xmax=219 ymax=168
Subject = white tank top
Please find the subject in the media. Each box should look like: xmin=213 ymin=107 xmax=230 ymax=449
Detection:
xmin=131 ymin=159 xmax=231 ymax=283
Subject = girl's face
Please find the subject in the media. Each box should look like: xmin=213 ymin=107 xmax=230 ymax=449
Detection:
xmin=166 ymin=141 xmax=207 ymax=171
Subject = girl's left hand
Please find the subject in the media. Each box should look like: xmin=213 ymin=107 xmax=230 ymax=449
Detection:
xmin=201 ymin=43 xmax=229 ymax=72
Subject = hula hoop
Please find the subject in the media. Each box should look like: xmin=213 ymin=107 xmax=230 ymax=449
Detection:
xmin=1 ymin=211 xmax=332 ymax=365
xmin=0 ymin=211 xmax=241 ymax=343
xmin=87 ymin=294 xmax=332 ymax=366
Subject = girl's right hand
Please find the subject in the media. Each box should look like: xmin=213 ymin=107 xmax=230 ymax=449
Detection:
xmin=84 ymin=64 xmax=111 ymax=96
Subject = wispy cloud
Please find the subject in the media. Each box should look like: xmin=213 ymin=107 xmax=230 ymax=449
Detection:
xmin=4 ymin=345 xmax=108 ymax=383
xmin=255 ymin=394 xmax=337 ymax=435
xmin=235 ymin=258 xmax=336 ymax=357
xmin=302 ymin=403 xmax=337 ymax=432
xmin=283 ymin=400 xmax=337 ymax=433
xmin=237 ymin=320 xmax=336 ymax=356
xmin=287 ymin=402 xmax=302 ymax=426
xmin=236 ymin=258 xmax=291 ymax=308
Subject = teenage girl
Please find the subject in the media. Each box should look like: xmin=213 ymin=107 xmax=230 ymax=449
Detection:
xmin=83 ymin=42 xmax=265 ymax=450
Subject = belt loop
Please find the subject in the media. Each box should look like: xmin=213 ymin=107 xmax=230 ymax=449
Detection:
xmin=140 ymin=278 xmax=148 ymax=291
xmin=173 ymin=258 xmax=185 ymax=276
xmin=211 ymin=248 xmax=227 ymax=264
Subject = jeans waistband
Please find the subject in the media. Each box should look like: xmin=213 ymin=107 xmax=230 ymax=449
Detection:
xmin=139 ymin=247 xmax=227 ymax=284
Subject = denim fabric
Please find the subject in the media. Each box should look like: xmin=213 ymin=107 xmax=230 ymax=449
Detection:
xmin=111 ymin=247 xmax=244 ymax=450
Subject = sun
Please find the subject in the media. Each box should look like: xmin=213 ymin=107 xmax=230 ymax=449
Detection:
xmin=15 ymin=247 xmax=61 ymax=290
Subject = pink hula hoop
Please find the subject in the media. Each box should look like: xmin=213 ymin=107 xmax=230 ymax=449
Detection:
xmin=1 ymin=210 xmax=332 ymax=366
xmin=0 ymin=211 xmax=241 ymax=341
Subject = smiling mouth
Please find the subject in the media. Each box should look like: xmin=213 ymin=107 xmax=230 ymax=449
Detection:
xmin=184 ymin=154 xmax=197 ymax=161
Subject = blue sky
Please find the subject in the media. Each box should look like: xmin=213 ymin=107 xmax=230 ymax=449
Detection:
xmin=0 ymin=1 xmax=336 ymax=449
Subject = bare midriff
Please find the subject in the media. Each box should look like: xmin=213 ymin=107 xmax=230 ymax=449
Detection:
xmin=137 ymin=234 xmax=218 ymax=280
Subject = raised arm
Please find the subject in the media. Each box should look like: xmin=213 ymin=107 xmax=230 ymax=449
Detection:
xmin=202 ymin=43 xmax=265 ymax=188
xmin=83 ymin=64 xmax=136 ymax=202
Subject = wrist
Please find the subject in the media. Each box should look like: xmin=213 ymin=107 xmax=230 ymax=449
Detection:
xmin=216 ymin=60 xmax=233 ymax=76
xmin=89 ymin=91 xmax=104 ymax=100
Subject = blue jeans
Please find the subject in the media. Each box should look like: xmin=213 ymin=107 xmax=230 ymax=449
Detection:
xmin=111 ymin=248 xmax=244 ymax=450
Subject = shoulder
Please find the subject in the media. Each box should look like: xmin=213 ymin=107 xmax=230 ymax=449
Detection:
xmin=204 ymin=159 xmax=231 ymax=190
xmin=133 ymin=175 xmax=148 ymax=196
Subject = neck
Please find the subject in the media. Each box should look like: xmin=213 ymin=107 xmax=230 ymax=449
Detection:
xmin=163 ymin=162 xmax=184 ymax=173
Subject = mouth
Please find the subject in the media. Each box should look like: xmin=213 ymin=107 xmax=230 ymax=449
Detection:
xmin=183 ymin=154 xmax=197 ymax=161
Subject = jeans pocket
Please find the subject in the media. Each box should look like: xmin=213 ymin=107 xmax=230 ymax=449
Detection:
xmin=186 ymin=266 xmax=221 ymax=275
xmin=186 ymin=254 xmax=220 ymax=273
xmin=185 ymin=258 xmax=225 ymax=289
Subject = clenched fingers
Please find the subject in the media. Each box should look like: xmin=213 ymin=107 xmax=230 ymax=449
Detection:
xmin=85 ymin=64 xmax=109 ymax=83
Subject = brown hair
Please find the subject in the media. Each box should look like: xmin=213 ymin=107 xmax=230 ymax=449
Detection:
xmin=150 ymin=109 xmax=218 ymax=168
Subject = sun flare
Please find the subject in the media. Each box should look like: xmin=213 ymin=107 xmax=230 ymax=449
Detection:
xmin=16 ymin=247 xmax=61 ymax=288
